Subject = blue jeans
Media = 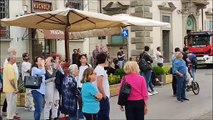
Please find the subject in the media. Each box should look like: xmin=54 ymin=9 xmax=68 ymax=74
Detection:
xmin=142 ymin=70 xmax=154 ymax=92
xmin=78 ymin=109 xmax=84 ymax=119
xmin=118 ymin=60 xmax=124 ymax=69
xmin=69 ymin=113 xmax=77 ymax=120
xmin=189 ymin=67 xmax=195 ymax=80
xmin=31 ymin=90 xmax=44 ymax=120
xmin=176 ymin=76 xmax=186 ymax=101
xmin=98 ymin=97 xmax=110 ymax=120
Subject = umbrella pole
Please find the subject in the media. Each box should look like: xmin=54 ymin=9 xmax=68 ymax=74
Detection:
xmin=65 ymin=27 xmax=70 ymax=62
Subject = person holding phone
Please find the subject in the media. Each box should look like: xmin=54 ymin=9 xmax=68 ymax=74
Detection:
xmin=31 ymin=56 xmax=46 ymax=120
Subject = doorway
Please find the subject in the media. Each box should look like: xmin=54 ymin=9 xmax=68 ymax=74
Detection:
xmin=162 ymin=30 xmax=170 ymax=62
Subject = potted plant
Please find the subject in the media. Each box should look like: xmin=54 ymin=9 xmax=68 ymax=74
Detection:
xmin=114 ymin=69 xmax=125 ymax=78
xmin=162 ymin=66 xmax=173 ymax=84
xmin=152 ymin=66 xmax=173 ymax=85
xmin=17 ymin=81 xmax=26 ymax=107
xmin=108 ymin=74 xmax=121 ymax=97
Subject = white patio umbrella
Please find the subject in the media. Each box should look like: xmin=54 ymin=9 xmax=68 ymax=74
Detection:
xmin=1 ymin=8 xmax=170 ymax=60
xmin=113 ymin=14 xmax=170 ymax=27
xmin=1 ymin=8 xmax=125 ymax=60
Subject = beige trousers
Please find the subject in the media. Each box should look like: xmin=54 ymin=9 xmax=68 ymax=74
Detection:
xmin=25 ymin=88 xmax=34 ymax=108
xmin=5 ymin=92 xmax=17 ymax=119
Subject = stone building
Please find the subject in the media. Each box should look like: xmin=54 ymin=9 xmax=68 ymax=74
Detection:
xmin=0 ymin=0 xmax=212 ymax=66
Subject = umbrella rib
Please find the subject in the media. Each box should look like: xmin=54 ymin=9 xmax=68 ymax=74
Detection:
xmin=42 ymin=21 xmax=65 ymax=25
xmin=52 ymin=16 xmax=66 ymax=25
xmin=37 ymin=14 xmax=65 ymax=25
xmin=71 ymin=17 xmax=89 ymax=25
xmin=70 ymin=11 xmax=96 ymax=25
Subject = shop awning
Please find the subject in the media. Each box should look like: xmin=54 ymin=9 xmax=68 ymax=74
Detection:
xmin=43 ymin=27 xmax=122 ymax=40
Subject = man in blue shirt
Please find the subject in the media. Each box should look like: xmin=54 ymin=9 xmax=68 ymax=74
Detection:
xmin=172 ymin=52 xmax=189 ymax=102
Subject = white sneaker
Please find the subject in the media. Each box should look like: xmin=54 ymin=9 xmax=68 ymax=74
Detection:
xmin=148 ymin=92 xmax=153 ymax=96
xmin=24 ymin=107 xmax=29 ymax=110
xmin=29 ymin=107 xmax=35 ymax=112
xmin=152 ymin=90 xmax=159 ymax=95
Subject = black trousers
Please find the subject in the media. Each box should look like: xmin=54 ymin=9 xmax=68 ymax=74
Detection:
xmin=2 ymin=98 xmax=7 ymax=112
xmin=125 ymin=100 xmax=145 ymax=120
xmin=172 ymin=75 xmax=177 ymax=95
xmin=83 ymin=113 xmax=97 ymax=120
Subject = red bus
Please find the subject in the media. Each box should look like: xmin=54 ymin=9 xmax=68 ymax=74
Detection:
xmin=184 ymin=31 xmax=213 ymax=65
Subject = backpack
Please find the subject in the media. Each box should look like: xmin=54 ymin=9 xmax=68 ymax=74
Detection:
xmin=138 ymin=53 xmax=151 ymax=72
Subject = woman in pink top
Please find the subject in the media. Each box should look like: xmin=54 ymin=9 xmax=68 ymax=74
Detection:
xmin=119 ymin=61 xmax=148 ymax=120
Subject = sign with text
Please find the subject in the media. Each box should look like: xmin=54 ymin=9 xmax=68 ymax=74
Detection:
xmin=32 ymin=1 xmax=52 ymax=12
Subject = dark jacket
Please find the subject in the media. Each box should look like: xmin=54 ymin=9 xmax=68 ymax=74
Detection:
xmin=139 ymin=51 xmax=153 ymax=64
xmin=55 ymin=70 xmax=65 ymax=95
xmin=61 ymin=76 xmax=79 ymax=115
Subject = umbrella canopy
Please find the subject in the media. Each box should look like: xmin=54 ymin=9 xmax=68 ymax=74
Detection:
xmin=113 ymin=14 xmax=170 ymax=27
xmin=1 ymin=8 xmax=125 ymax=32
xmin=1 ymin=8 xmax=126 ymax=60
xmin=0 ymin=8 xmax=170 ymax=60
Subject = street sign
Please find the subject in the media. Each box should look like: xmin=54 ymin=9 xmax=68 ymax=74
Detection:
xmin=121 ymin=29 xmax=128 ymax=38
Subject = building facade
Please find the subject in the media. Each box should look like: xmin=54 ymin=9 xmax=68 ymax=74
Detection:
xmin=0 ymin=0 xmax=212 ymax=67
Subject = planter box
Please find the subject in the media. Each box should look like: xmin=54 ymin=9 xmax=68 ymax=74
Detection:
xmin=110 ymin=84 xmax=119 ymax=97
xmin=0 ymin=93 xmax=25 ymax=107
xmin=156 ymin=74 xmax=173 ymax=85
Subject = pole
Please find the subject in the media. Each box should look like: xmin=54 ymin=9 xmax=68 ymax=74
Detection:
xmin=201 ymin=9 xmax=204 ymax=31
xmin=65 ymin=27 xmax=70 ymax=62
xmin=65 ymin=11 xmax=71 ymax=62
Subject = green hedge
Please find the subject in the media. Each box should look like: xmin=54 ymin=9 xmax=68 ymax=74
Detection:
xmin=152 ymin=66 xmax=171 ymax=75
xmin=108 ymin=74 xmax=121 ymax=85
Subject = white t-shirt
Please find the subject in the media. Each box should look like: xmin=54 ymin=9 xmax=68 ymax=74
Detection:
xmin=4 ymin=59 xmax=19 ymax=80
xmin=77 ymin=64 xmax=91 ymax=88
xmin=21 ymin=61 xmax=32 ymax=81
xmin=93 ymin=65 xmax=110 ymax=98
xmin=156 ymin=51 xmax=164 ymax=63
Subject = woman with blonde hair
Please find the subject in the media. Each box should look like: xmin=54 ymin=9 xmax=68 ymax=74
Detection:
xmin=81 ymin=67 xmax=102 ymax=120
xmin=119 ymin=61 xmax=148 ymax=120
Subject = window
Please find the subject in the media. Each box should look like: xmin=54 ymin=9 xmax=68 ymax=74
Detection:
xmin=207 ymin=20 xmax=213 ymax=31
xmin=0 ymin=0 xmax=9 ymax=38
xmin=66 ymin=0 xmax=83 ymax=10
xmin=162 ymin=15 xmax=170 ymax=23
xmin=111 ymin=34 xmax=123 ymax=45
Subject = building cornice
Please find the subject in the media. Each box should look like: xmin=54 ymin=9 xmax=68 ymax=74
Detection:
xmin=158 ymin=2 xmax=176 ymax=12
xmin=103 ymin=2 xmax=129 ymax=12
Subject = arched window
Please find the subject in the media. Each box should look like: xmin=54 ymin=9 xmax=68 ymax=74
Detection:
xmin=186 ymin=15 xmax=196 ymax=31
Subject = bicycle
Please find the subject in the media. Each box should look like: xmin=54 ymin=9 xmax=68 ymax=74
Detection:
xmin=186 ymin=65 xmax=200 ymax=95
xmin=186 ymin=80 xmax=200 ymax=95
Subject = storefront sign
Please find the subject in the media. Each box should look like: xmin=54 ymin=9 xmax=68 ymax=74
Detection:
xmin=44 ymin=30 xmax=65 ymax=39
xmin=32 ymin=1 xmax=52 ymax=12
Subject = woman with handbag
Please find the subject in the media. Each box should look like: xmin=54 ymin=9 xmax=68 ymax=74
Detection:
xmin=119 ymin=61 xmax=148 ymax=120
xmin=44 ymin=57 xmax=60 ymax=120
xmin=81 ymin=67 xmax=103 ymax=120
xmin=31 ymin=56 xmax=46 ymax=120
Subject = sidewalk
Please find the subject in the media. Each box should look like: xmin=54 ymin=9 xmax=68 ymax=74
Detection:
xmin=191 ymin=111 xmax=213 ymax=120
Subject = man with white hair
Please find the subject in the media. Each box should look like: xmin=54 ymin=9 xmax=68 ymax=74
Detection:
xmin=3 ymin=52 xmax=20 ymax=120
xmin=172 ymin=52 xmax=189 ymax=102
xmin=2 ymin=47 xmax=19 ymax=116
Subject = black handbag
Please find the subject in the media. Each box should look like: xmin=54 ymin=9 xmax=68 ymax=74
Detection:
xmin=139 ymin=59 xmax=151 ymax=72
xmin=117 ymin=76 xmax=131 ymax=106
xmin=24 ymin=76 xmax=42 ymax=89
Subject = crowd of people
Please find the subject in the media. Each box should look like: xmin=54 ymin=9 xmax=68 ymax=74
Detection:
xmin=0 ymin=44 xmax=197 ymax=120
